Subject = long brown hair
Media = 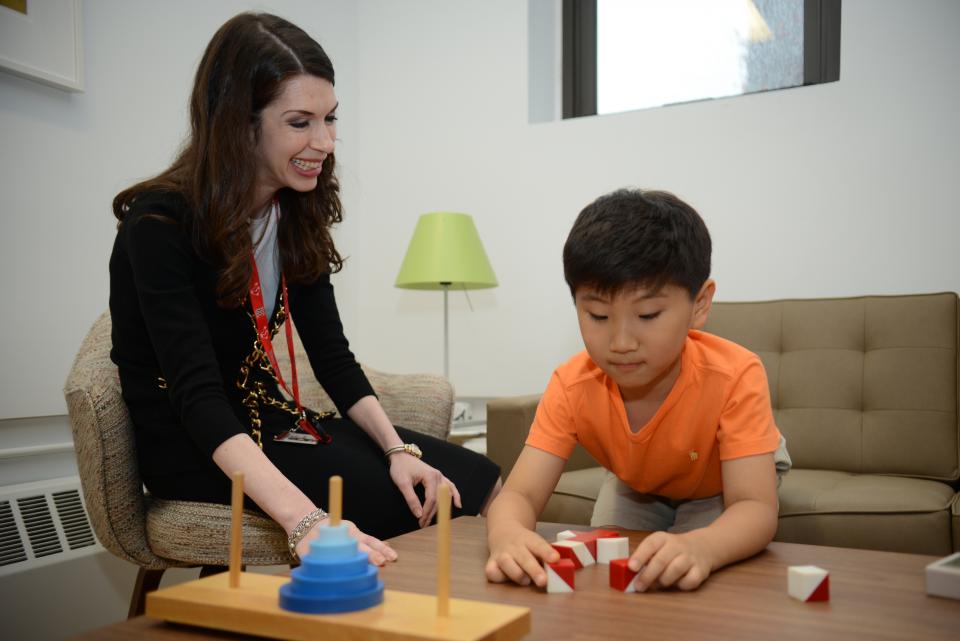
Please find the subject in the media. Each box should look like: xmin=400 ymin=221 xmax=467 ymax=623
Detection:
xmin=113 ymin=13 xmax=343 ymax=307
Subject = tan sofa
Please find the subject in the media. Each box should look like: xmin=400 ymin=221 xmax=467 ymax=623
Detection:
xmin=487 ymin=293 xmax=960 ymax=555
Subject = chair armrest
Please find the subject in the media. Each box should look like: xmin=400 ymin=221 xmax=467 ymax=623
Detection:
xmin=282 ymin=326 xmax=453 ymax=440
xmin=293 ymin=366 xmax=453 ymax=441
xmin=487 ymin=394 xmax=601 ymax=480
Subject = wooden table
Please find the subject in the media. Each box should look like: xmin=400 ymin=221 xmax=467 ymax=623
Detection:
xmin=69 ymin=518 xmax=959 ymax=641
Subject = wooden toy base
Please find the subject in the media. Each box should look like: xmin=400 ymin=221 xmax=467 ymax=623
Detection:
xmin=146 ymin=571 xmax=531 ymax=641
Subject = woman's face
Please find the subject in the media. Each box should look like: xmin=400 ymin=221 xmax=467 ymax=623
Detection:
xmin=254 ymin=74 xmax=338 ymax=207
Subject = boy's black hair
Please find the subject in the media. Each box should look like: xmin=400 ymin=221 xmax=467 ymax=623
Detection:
xmin=563 ymin=188 xmax=711 ymax=300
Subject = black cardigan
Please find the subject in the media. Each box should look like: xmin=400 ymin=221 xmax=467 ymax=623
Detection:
xmin=108 ymin=190 xmax=374 ymax=478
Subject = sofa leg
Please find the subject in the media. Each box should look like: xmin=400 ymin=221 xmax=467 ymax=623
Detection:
xmin=128 ymin=567 xmax=165 ymax=619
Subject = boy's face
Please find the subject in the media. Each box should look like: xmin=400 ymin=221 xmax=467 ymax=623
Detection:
xmin=575 ymin=280 xmax=715 ymax=401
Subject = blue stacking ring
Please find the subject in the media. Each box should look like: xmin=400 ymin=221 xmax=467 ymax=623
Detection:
xmin=278 ymin=580 xmax=385 ymax=614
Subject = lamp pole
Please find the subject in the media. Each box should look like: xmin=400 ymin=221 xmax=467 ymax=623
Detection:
xmin=441 ymin=282 xmax=451 ymax=380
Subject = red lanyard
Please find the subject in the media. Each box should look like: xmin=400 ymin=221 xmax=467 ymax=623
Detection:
xmin=248 ymin=255 xmax=324 ymax=442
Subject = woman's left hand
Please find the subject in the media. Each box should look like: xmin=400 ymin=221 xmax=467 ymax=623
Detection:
xmin=388 ymin=454 xmax=462 ymax=528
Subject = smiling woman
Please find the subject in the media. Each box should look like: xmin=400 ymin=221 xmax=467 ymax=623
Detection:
xmin=107 ymin=12 xmax=501 ymax=567
xmin=254 ymin=75 xmax=338 ymax=206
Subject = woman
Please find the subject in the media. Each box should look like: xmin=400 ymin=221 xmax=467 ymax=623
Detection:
xmin=109 ymin=13 xmax=501 ymax=563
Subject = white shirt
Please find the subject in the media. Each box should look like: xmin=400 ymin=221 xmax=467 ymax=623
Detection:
xmin=250 ymin=203 xmax=280 ymax=319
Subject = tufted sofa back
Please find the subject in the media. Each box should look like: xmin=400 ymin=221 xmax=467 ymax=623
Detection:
xmin=704 ymin=293 xmax=959 ymax=480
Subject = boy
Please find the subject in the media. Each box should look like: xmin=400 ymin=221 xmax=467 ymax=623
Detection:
xmin=485 ymin=189 xmax=788 ymax=592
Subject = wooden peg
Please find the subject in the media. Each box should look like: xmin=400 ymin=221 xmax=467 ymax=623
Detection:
xmin=229 ymin=472 xmax=244 ymax=588
xmin=437 ymin=484 xmax=451 ymax=617
xmin=329 ymin=475 xmax=343 ymax=526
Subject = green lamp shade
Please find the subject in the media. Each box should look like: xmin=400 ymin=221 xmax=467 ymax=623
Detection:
xmin=395 ymin=213 xmax=497 ymax=290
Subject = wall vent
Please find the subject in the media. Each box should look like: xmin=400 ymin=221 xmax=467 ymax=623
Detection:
xmin=0 ymin=477 xmax=102 ymax=576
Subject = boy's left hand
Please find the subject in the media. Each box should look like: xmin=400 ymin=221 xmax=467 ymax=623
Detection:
xmin=627 ymin=531 xmax=714 ymax=591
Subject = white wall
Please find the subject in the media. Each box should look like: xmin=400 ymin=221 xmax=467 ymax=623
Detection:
xmin=351 ymin=0 xmax=960 ymax=397
xmin=0 ymin=0 xmax=361 ymax=420
xmin=3 ymin=0 xmax=959 ymax=413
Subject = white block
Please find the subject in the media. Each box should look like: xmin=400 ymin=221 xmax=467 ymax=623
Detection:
xmin=926 ymin=552 xmax=960 ymax=600
xmin=545 ymin=563 xmax=574 ymax=593
xmin=788 ymin=565 xmax=829 ymax=601
xmin=554 ymin=540 xmax=595 ymax=567
xmin=597 ymin=537 xmax=630 ymax=564
xmin=556 ymin=529 xmax=578 ymax=542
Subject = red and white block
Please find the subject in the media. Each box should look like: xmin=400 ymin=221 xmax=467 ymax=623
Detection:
xmin=609 ymin=558 xmax=639 ymax=592
xmin=596 ymin=537 xmax=630 ymax=564
xmin=546 ymin=559 xmax=576 ymax=593
xmin=555 ymin=529 xmax=579 ymax=542
xmin=788 ymin=565 xmax=830 ymax=602
xmin=551 ymin=540 xmax=595 ymax=568
xmin=570 ymin=529 xmax=620 ymax=561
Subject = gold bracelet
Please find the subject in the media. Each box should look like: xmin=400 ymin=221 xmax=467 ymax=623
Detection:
xmin=287 ymin=508 xmax=328 ymax=560
xmin=384 ymin=443 xmax=422 ymax=460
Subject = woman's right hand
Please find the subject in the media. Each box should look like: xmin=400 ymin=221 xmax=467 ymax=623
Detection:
xmin=295 ymin=518 xmax=398 ymax=566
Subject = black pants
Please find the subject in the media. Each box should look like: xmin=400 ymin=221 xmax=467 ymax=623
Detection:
xmin=143 ymin=418 xmax=501 ymax=540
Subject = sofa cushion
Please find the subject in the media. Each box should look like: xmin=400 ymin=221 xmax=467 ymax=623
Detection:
xmin=552 ymin=467 xmax=957 ymax=518
xmin=779 ymin=469 xmax=955 ymax=515
xmin=776 ymin=469 xmax=956 ymax=555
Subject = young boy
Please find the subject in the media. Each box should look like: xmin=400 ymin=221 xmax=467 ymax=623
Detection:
xmin=485 ymin=189 xmax=788 ymax=592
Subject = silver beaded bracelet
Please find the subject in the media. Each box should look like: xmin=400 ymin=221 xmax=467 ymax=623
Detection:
xmin=287 ymin=507 xmax=329 ymax=560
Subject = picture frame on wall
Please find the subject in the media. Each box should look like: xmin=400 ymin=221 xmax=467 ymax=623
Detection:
xmin=0 ymin=0 xmax=83 ymax=92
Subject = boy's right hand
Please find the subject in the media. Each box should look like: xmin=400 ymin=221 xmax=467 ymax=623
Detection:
xmin=485 ymin=524 xmax=560 ymax=588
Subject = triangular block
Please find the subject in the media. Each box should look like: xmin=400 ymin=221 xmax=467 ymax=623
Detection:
xmin=807 ymin=575 xmax=830 ymax=601
xmin=609 ymin=558 xmax=638 ymax=592
xmin=546 ymin=559 xmax=576 ymax=593
xmin=552 ymin=540 xmax=594 ymax=568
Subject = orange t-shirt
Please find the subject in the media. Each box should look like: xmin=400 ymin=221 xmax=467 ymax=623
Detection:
xmin=526 ymin=330 xmax=781 ymax=499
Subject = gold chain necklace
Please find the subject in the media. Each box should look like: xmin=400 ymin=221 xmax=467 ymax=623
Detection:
xmin=236 ymin=305 xmax=334 ymax=448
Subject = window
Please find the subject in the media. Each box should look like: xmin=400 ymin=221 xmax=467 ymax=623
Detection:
xmin=561 ymin=0 xmax=841 ymax=119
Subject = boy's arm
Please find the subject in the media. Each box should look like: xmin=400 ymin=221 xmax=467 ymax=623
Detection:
xmin=629 ymin=452 xmax=778 ymax=591
xmin=485 ymin=446 xmax=567 ymax=587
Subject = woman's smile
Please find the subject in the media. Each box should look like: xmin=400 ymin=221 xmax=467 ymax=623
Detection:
xmin=291 ymin=157 xmax=324 ymax=176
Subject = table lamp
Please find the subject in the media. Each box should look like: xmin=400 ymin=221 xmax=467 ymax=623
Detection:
xmin=395 ymin=212 xmax=497 ymax=380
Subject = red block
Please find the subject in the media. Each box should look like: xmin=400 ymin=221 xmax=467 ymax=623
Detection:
xmin=548 ymin=559 xmax=576 ymax=590
xmin=570 ymin=529 xmax=620 ymax=560
xmin=609 ymin=558 xmax=639 ymax=592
